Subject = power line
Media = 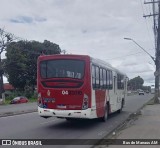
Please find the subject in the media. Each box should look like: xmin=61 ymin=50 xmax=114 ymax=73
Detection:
xmin=106 ymin=49 xmax=152 ymax=61
xmin=139 ymin=0 xmax=155 ymax=49
xmin=105 ymin=52 xmax=141 ymax=60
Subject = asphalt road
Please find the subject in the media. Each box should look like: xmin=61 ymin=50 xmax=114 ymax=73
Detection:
xmin=124 ymin=93 xmax=153 ymax=113
xmin=0 ymin=94 xmax=153 ymax=148
xmin=0 ymin=102 xmax=37 ymax=115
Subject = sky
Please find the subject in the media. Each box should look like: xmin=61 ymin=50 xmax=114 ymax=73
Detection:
xmin=0 ymin=0 xmax=156 ymax=86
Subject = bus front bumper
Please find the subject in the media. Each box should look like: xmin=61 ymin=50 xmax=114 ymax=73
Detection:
xmin=38 ymin=106 xmax=95 ymax=119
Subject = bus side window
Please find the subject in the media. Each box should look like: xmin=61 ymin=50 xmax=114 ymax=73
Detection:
xmin=109 ymin=71 xmax=113 ymax=89
xmin=100 ymin=68 xmax=103 ymax=88
xmin=92 ymin=65 xmax=96 ymax=89
xmin=117 ymin=74 xmax=124 ymax=90
xmin=95 ymin=66 xmax=100 ymax=89
xmin=121 ymin=76 xmax=124 ymax=89
xmin=103 ymin=69 xmax=107 ymax=89
xmin=117 ymin=74 xmax=120 ymax=89
xmin=107 ymin=70 xmax=109 ymax=89
xmin=114 ymin=76 xmax=116 ymax=93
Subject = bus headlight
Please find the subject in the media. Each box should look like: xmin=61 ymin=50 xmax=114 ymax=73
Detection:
xmin=82 ymin=94 xmax=88 ymax=110
xmin=38 ymin=93 xmax=43 ymax=107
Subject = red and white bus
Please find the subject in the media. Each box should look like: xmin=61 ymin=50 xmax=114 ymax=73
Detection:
xmin=37 ymin=54 xmax=128 ymax=121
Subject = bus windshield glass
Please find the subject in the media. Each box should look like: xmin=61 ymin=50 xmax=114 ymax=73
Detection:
xmin=40 ymin=59 xmax=85 ymax=79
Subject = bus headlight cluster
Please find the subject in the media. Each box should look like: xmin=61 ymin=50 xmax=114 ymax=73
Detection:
xmin=37 ymin=93 xmax=43 ymax=107
xmin=82 ymin=94 xmax=88 ymax=110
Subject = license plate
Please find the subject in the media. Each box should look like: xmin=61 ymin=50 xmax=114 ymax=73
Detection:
xmin=57 ymin=105 xmax=66 ymax=109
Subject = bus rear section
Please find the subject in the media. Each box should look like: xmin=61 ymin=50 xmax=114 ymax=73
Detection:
xmin=37 ymin=55 xmax=94 ymax=119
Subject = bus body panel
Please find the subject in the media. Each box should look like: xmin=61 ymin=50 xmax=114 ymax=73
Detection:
xmin=38 ymin=88 xmax=86 ymax=110
xmin=38 ymin=107 xmax=94 ymax=119
xmin=37 ymin=54 xmax=128 ymax=119
xmin=95 ymin=90 xmax=108 ymax=118
xmin=109 ymin=72 xmax=117 ymax=112
xmin=37 ymin=55 xmax=94 ymax=118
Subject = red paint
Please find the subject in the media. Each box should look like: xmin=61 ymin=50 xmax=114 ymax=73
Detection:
xmin=95 ymin=90 xmax=107 ymax=118
xmin=37 ymin=55 xmax=91 ymax=110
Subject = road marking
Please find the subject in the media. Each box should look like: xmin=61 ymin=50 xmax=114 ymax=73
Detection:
xmin=0 ymin=112 xmax=37 ymax=119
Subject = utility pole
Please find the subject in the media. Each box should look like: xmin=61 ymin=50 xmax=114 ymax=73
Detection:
xmin=155 ymin=1 xmax=160 ymax=103
xmin=144 ymin=0 xmax=160 ymax=103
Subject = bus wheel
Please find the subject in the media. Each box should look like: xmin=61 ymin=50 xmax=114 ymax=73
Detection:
xmin=100 ymin=104 xmax=108 ymax=122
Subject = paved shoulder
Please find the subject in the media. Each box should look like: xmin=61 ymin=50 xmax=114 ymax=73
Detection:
xmin=0 ymin=102 xmax=37 ymax=117
xmin=95 ymin=104 xmax=160 ymax=148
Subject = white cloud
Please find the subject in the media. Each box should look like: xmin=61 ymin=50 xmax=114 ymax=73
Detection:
xmin=0 ymin=0 xmax=156 ymax=86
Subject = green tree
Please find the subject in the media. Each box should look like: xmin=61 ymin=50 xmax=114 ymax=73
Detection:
xmin=3 ymin=40 xmax=61 ymax=91
xmin=0 ymin=28 xmax=18 ymax=101
xmin=128 ymin=76 xmax=144 ymax=90
xmin=142 ymin=86 xmax=151 ymax=91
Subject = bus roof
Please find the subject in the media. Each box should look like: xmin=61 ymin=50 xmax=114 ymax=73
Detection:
xmin=91 ymin=57 xmax=127 ymax=76
xmin=38 ymin=54 xmax=90 ymax=61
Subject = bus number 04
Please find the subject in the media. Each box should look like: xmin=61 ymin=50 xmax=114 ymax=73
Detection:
xmin=62 ymin=90 xmax=68 ymax=95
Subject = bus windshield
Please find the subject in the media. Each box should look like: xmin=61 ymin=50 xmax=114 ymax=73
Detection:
xmin=40 ymin=59 xmax=85 ymax=79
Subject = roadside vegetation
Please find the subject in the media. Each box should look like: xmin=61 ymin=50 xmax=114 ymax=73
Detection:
xmin=0 ymin=28 xmax=62 ymax=105
xmin=4 ymin=90 xmax=37 ymax=105
xmin=128 ymin=76 xmax=151 ymax=92
xmin=147 ymin=97 xmax=155 ymax=105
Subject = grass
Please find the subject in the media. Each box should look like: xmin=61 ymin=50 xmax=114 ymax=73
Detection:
xmin=147 ymin=98 xmax=155 ymax=105
xmin=2 ymin=97 xmax=37 ymax=105
xmin=4 ymin=99 xmax=12 ymax=105
xmin=28 ymin=97 xmax=37 ymax=103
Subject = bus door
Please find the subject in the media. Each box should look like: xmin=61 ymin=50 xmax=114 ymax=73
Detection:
xmin=109 ymin=73 xmax=118 ymax=112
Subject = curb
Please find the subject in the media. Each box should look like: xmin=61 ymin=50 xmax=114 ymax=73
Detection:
xmin=93 ymin=97 xmax=154 ymax=146
xmin=0 ymin=109 xmax=37 ymax=118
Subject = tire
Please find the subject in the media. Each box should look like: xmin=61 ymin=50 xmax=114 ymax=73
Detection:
xmin=100 ymin=104 xmax=108 ymax=122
